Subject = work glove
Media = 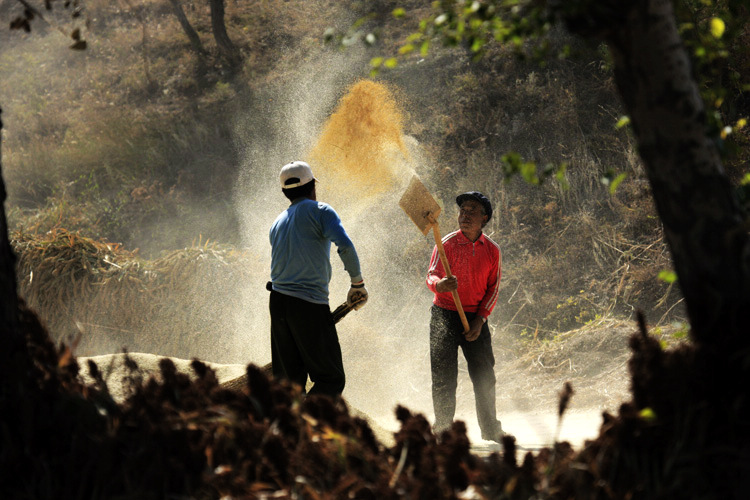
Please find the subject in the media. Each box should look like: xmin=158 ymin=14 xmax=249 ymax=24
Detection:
xmin=347 ymin=280 xmax=368 ymax=310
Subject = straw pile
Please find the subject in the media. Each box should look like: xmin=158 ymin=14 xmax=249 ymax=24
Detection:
xmin=12 ymin=228 xmax=259 ymax=360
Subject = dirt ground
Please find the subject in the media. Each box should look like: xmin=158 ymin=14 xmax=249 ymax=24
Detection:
xmin=371 ymin=318 xmax=650 ymax=450
xmin=496 ymin=320 xmax=639 ymax=412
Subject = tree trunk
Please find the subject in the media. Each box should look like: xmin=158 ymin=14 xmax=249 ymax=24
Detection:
xmin=0 ymin=108 xmax=20 ymax=351
xmin=168 ymin=0 xmax=205 ymax=56
xmin=208 ymin=0 xmax=241 ymax=67
xmin=0 ymin=108 xmax=33 ymax=402
xmin=555 ymin=6 xmax=749 ymax=495
xmin=564 ymin=0 xmax=750 ymax=358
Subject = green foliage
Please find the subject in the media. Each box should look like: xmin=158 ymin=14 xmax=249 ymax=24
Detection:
xmin=614 ymin=115 xmax=631 ymax=129
xmin=673 ymin=0 xmax=750 ymax=157
xmin=500 ymin=151 xmax=568 ymax=188
xmin=658 ymin=270 xmax=678 ymax=284
xmin=369 ymin=55 xmax=399 ymax=75
xmin=404 ymin=0 xmax=553 ymax=61
xmin=349 ymin=0 xmax=749 ymax=186
xmin=325 ymin=12 xmax=381 ymax=48
xmin=542 ymin=290 xmax=600 ymax=333
xmin=639 ymin=407 xmax=657 ymax=422
xmin=600 ymin=168 xmax=627 ymax=194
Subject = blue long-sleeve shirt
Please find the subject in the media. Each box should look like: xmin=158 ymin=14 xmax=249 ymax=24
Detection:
xmin=269 ymin=198 xmax=361 ymax=304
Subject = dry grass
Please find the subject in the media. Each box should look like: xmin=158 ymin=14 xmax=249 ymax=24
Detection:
xmin=494 ymin=317 xmax=689 ymax=411
xmin=12 ymin=228 xmax=264 ymax=360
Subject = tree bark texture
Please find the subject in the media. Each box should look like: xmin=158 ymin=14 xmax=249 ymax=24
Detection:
xmin=168 ymin=0 xmax=205 ymax=55
xmin=209 ymin=0 xmax=240 ymax=66
xmin=565 ymin=0 xmax=750 ymax=356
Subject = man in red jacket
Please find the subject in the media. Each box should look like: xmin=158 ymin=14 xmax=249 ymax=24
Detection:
xmin=426 ymin=191 xmax=503 ymax=443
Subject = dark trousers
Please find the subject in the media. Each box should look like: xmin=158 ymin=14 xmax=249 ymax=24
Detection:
xmin=269 ymin=291 xmax=345 ymax=397
xmin=430 ymin=305 xmax=502 ymax=439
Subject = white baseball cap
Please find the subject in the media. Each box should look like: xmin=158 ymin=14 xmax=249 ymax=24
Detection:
xmin=279 ymin=161 xmax=315 ymax=189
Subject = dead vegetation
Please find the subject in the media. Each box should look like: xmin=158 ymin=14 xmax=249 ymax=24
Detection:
xmin=12 ymin=228 xmax=262 ymax=359
xmin=4 ymin=302 xmax=746 ymax=499
xmin=492 ymin=318 xmax=689 ymax=413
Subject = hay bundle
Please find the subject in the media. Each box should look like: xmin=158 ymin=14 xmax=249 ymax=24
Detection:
xmin=13 ymin=229 xmax=261 ymax=360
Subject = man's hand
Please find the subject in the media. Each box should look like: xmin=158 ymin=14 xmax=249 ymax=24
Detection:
xmin=347 ymin=281 xmax=368 ymax=310
xmin=465 ymin=316 xmax=484 ymax=342
xmin=435 ymin=276 xmax=458 ymax=293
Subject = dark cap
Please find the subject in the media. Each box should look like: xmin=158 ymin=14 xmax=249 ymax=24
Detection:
xmin=456 ymin=191 xmax=492 ymax=221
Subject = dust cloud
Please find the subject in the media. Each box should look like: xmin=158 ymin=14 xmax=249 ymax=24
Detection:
xmin=232 ymin=55 xmax=441 ymax=433
xmin=230 ymin=54 xmax=619 ymax=448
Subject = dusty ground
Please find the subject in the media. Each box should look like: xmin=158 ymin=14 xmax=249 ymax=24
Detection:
xmin=370 ymin=318 xmax=648 ymax=450
xmin=496 ymin=320 xmax=638 ymax=412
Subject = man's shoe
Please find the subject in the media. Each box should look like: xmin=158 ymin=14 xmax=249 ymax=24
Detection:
xmin=482 ymin=422 xmax=505 ymax=444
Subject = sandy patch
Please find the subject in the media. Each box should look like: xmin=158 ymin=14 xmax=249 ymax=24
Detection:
xmin=78 ymin=352 xmax=248 ymax=404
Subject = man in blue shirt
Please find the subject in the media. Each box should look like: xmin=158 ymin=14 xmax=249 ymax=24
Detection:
xmin=269 ymin=161 xmax=368 ymax=397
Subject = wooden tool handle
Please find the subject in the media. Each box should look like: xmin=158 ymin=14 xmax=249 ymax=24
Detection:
xmin=432 ymin=220 xmax=470 ymax=333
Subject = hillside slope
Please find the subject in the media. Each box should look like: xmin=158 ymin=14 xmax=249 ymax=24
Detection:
xmin=1 ymin=0 xmax=686 ymax=352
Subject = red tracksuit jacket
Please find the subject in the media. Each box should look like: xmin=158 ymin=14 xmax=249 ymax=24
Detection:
xmin=426 ymin=230 xmax=502 ymax=319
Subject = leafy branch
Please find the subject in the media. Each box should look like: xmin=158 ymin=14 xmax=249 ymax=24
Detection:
xmin=10 ymin=0 xmax=87 ymax=50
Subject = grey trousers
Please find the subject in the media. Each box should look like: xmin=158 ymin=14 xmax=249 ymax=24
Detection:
xmin=430 ymin=305 xmax=502 ymax=440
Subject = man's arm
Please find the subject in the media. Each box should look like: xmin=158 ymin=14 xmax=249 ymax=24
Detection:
xmin=321 ymin=205 xmax=362 ymax=281
xmin=477 ymin=246 xmax=502 ymax=319
xmin=426 ymin=244 xmax=460 ymax=298
xmin=465 ymin=247 xmax=500 ymax=342
xmin=426 ymin=245 xmax=448 ymax=291
xmin=320 ymin=204 xmax=368 ymax=309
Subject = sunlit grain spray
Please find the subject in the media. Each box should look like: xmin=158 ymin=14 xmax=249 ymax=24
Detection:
xmin=308 ymin=80 xmax=412 ymax=210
